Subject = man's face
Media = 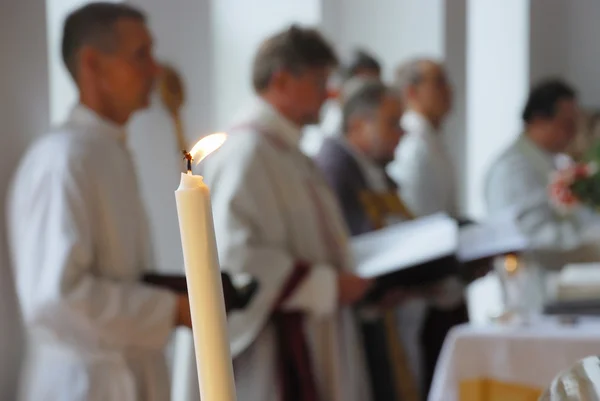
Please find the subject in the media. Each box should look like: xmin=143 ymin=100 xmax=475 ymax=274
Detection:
xmin=541 ymin=98 xmax=579 ymax=152
xmin=361 ymin=95 xmax=405 ymax=165
xmin=283 ymin=66 xmax=331 ymax=126
xmin=410 ymin=61 xmax=452 ymax=121
xmin=96 ymin=18 xmax=160 ymax=114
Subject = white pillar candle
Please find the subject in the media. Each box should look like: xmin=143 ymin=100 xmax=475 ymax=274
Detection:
xmin=175 ymin=133 xmax=236 ymax=401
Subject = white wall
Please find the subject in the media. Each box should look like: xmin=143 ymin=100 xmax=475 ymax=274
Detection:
xmin=529 ymin=0 xmax=568 ymax=84
xmin=561 ymin=1 xmax=600 ymax=109
xmin=442 ymin=0 xmax=467 ymax=215
xmin=0 ymin=1 xmax=50 ymax=399
xmin=211 ymin=0 xmax=321 ymax=129
xmin=529 ymin=0 xmax=600 ymax=123
xmin=328 ymin=0 xmax=444 ymax=81
xmin=466 ymin=0 xmax=530 ymax=218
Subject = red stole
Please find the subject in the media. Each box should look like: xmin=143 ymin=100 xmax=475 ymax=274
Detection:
xmin=273 ymin=262 xmax=318 ymax=401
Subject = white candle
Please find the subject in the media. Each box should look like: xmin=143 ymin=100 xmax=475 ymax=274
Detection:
xmin=175 ymin=133 xmax=236 ymax=401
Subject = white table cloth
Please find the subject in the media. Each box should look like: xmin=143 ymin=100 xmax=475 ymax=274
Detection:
xmin=429 ymin=319 xmax=600 ymax=401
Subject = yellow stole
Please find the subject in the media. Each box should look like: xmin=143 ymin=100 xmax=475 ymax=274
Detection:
xmin=359 ymin=189 xmax=420 ymax=401
xmin=358 ymin=190 xmax=416 ymax=227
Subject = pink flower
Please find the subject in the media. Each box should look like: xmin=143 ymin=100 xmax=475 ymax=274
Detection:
xmin=548 ymin=163 xmax=594 ymax=212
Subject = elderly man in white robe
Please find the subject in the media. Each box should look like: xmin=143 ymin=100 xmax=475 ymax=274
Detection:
xmin=386 ymin=59 xmax=457 ymax=218
xmin=202 ymin=26 xmax=374 ymax=401
xmin=486 ymin=79 xmax=600 ymax=277
xmin=7 ymin=3 xmax=191 ymax=401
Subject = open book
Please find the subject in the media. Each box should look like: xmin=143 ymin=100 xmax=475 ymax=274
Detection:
xmin=352 ymin=212 xmax=528 ymax=285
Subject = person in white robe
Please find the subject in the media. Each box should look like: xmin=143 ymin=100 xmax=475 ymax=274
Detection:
xmin=201 ymin=26 xmax=373 ymax=401
xmin=486 ymin=79 xmax=600 ymax=273
xmin=386 ymin=59 xmax=458 ymax=218
xmin=6 ymin=4 xmax=190 ymax=401
xmin=301 ymin=49 xmax=382 ymax=157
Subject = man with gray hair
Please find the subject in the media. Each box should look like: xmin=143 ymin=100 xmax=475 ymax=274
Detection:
xmin=387 ymin=59 xmax=457 ymax=218
xmin=202 ymin=25 xmax=374 ymax=401
xmin=315 ymin=78 xmax=468 ymax=400
xmin=315 ymin=78 xmax=416 ymax=401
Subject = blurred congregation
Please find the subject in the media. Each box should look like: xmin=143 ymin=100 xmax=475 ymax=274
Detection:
xmin=4 ymin=1 xmax=600 ymax=401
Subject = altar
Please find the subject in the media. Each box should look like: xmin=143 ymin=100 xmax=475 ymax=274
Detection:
xmin=428 ymin=318 xmax=600 ymax=401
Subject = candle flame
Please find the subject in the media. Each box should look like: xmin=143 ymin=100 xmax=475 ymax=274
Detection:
xmin=188 ymin=133 xmax=228 ymax=165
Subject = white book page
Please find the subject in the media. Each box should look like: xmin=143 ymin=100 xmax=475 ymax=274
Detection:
xmin=351 ymin=213 xmax=458 ymax=278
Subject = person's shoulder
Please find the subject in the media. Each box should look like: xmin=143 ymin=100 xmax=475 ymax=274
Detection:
xmin=202 ymin=126 xmax=271 ymax=177
xmin=314 ymin=137 xmax=358 ymax=187
xmin=28 ymin=127 xmax=90 ymax=164
xmin=10 ymin=128 xmax=93 ymax=200
xmin=486 ymin=140 xmax=529 ymax=182
xmin=314 ymin=137 xmax=347 ymax=169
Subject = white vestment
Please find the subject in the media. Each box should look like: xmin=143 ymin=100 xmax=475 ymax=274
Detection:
xmin=486 ymin=134 xmax=600 ymax=270
xmin=7 ymin=105 xmax=177 ymax=401
xmin=387 ymin=110 xmax=458 ymax=218
xmin=202 ymin=99 xmax=371 ymax=401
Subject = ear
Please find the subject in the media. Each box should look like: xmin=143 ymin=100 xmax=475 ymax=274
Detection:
xmin=78 ymin=46 xmax=101 ymax=79
xmin=270 ymin=68 xmax=292 ymax=91
xmin=347 ymin=114 xmax=368 ymax=134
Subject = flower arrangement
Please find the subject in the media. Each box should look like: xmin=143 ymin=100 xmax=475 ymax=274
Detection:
xmin=549 ymin=150 xmax=600 ymax=212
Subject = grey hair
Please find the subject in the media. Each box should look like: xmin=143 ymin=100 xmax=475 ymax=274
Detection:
xmin=394 ymin=59 xmax=428 ymax=95
xmin=341 ymin=79 xmax=400 ymax=134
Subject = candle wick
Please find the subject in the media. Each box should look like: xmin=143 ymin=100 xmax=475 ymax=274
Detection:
xmin=183 ymin=150 xmax=193 ymax=174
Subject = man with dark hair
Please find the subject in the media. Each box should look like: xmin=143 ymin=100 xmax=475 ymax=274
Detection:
xmin=344 ymin=49 xmax=382 ymax=80
xmin=486 ymin=79 xmax=600 ymax=271
xmin=387 ymin=58 xmax=456 ymax=218
xmin=315 ymin=79 xmax=468 ymax=400
xmin=61 ymin=2 xmax=146 ymax=79
xmin=7 ymin=3 xmax=191 ymax=400
xmin=202 ymin=25 xmax=373 ymax=401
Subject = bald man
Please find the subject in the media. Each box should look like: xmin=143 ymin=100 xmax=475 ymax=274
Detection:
xmin=386 ymin=59 xmax=457 ymax=218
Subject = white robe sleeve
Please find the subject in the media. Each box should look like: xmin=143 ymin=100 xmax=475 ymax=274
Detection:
xmin=203 ymin=135 xmax=338 ymax=356
xmin=486 ymin=157 xmax=587 ymax=252
xmin=9 ymin=150 xmax=177 ymax=351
